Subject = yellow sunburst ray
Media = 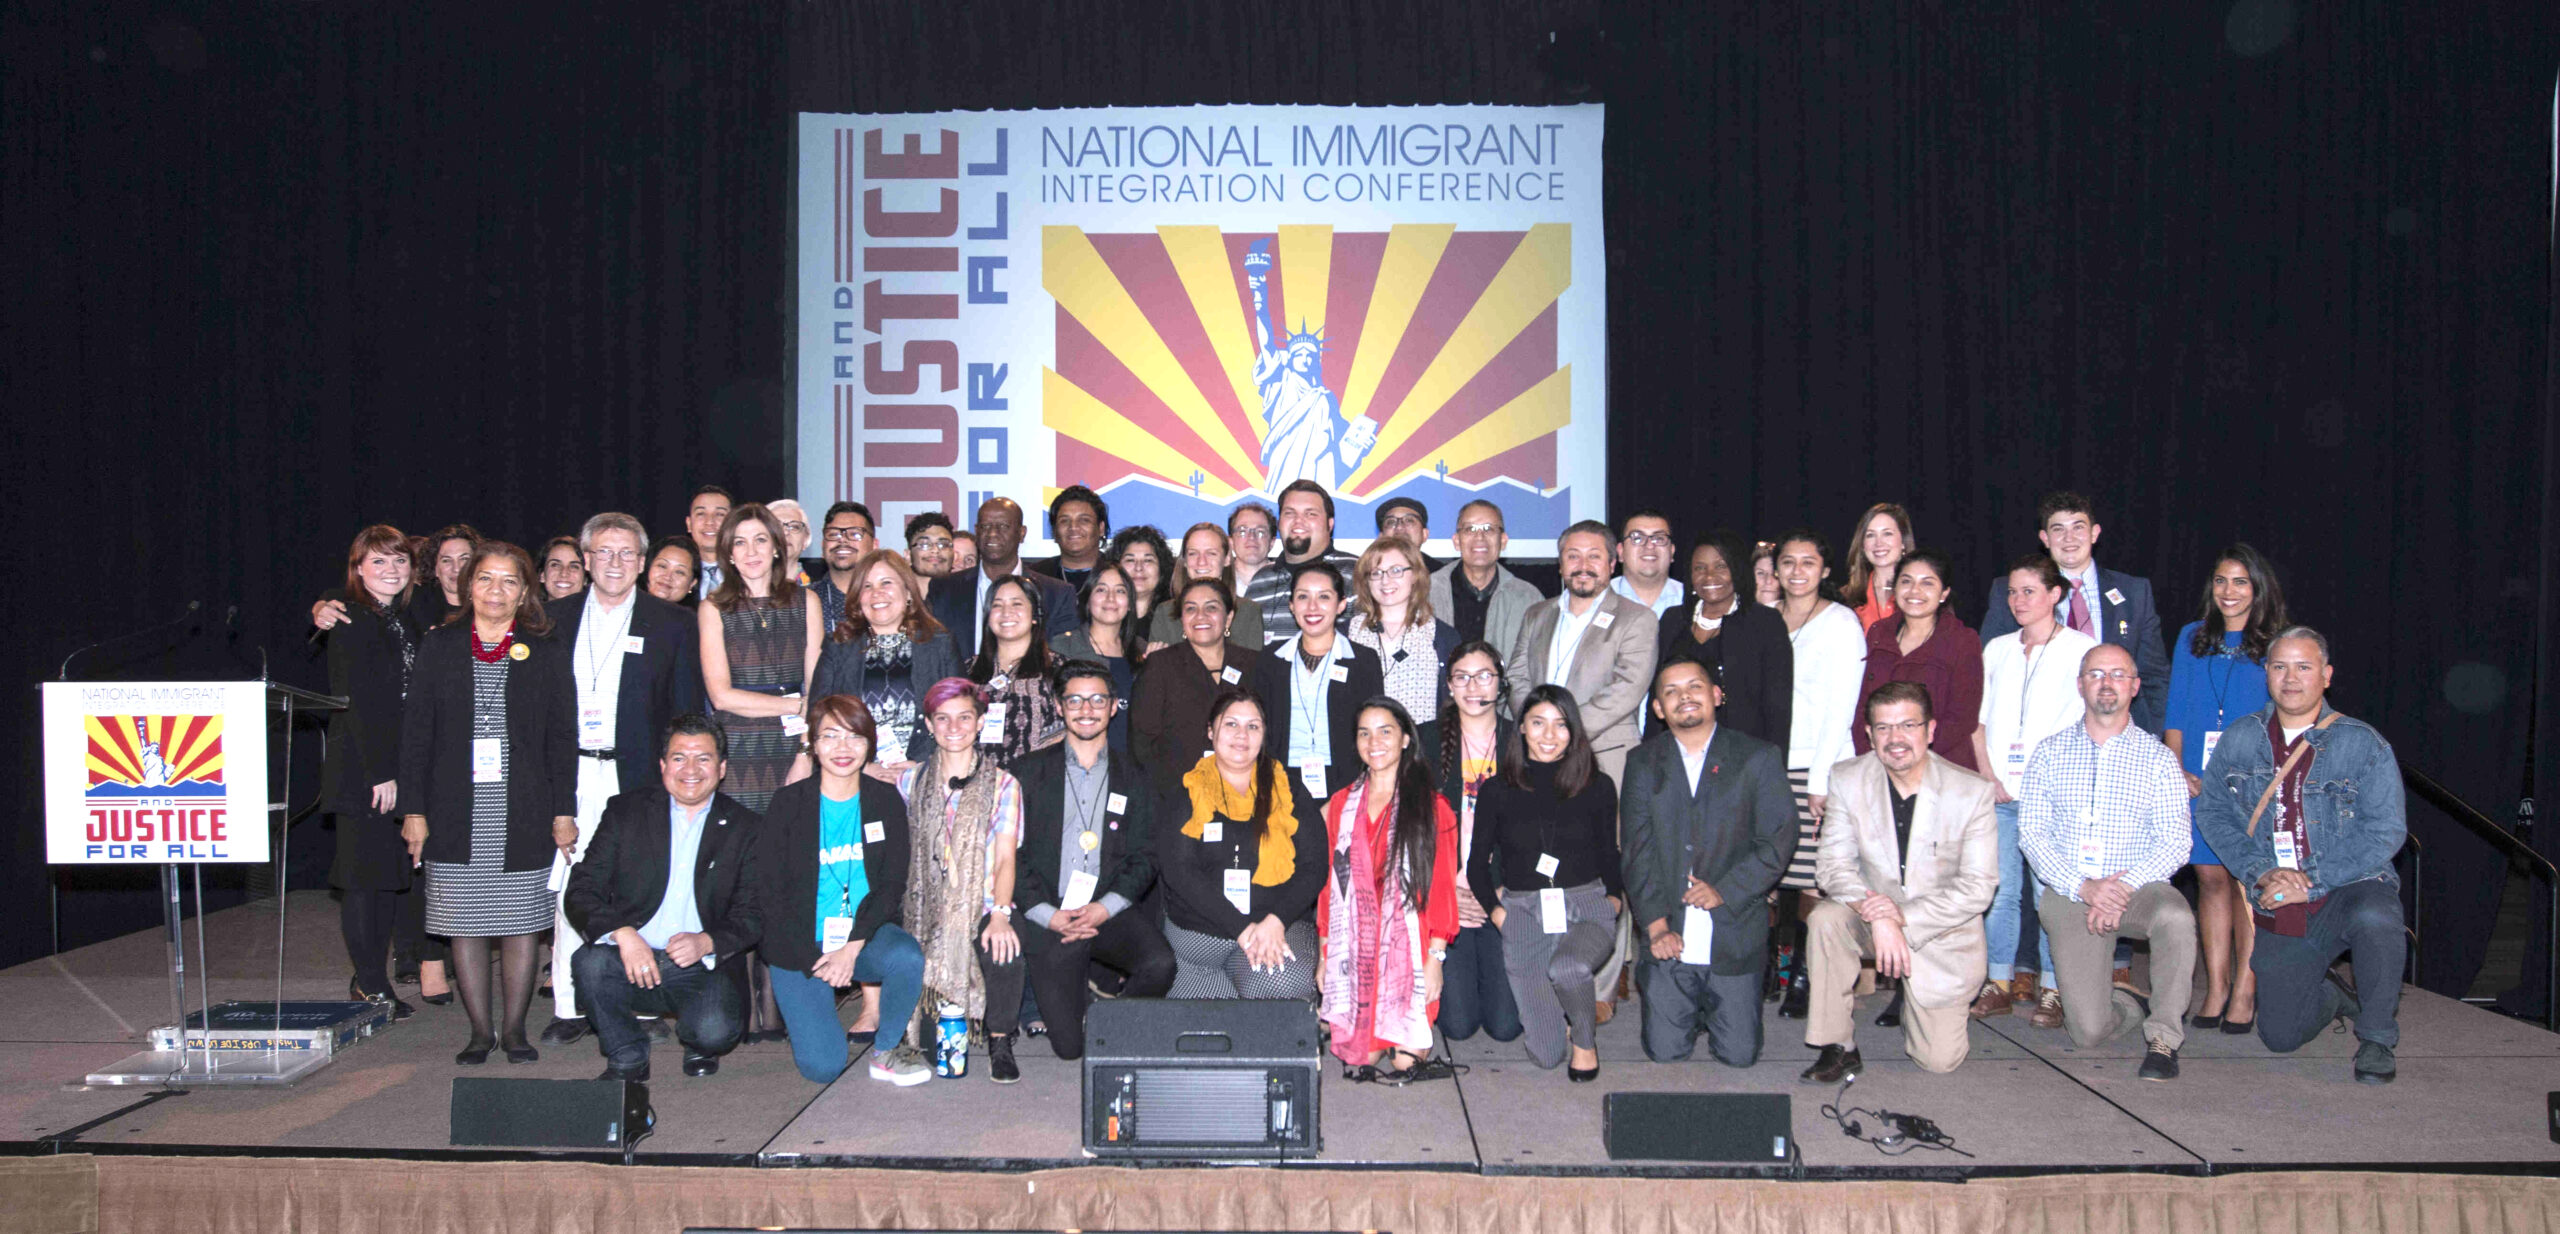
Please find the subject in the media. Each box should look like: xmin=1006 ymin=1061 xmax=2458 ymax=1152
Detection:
xmin=1157 ymin=226 xmax=1266 ymax=446
xmin=1343 ymin=223 xmax=1571 ymax=494
xmin=1336 ymin=224 xmax=1456 ymax=426
xmin=1042 ymin=369 xmax=1244 ymax=501
xmin=1360 ymin=366 xmax=1573 ymax=493
xmin=1043 ymin=227 xmax=1263 ymax=484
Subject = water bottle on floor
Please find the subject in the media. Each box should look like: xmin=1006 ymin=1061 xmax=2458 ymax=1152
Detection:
xmin=934 ymin=1001 xmax=969 ymax=1078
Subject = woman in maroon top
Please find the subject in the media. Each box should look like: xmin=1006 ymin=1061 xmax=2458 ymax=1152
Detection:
xmin=1850 ymin=549 xmax=1982 ymax=771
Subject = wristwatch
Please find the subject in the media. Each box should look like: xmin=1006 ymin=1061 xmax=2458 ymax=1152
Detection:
xmin=1427 ymin=944 xmax=1448 ymax=962
xmin=991 ymin=904 xmax=1014 ymax=917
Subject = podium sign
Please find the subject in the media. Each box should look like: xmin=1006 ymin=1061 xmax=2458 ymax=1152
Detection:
xmin=43 ymin=681 xmax=271 ymax=864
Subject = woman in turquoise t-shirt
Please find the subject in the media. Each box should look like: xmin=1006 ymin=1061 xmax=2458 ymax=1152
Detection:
xmin=2162 ymin=545 xmax=2286 ymax=1033
xmin=755 ymin=695 xmax=930 ymax=1084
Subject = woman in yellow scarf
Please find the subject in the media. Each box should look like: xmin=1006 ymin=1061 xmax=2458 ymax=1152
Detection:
xmin=1155 ymin=688 xmax=1327 ymax=998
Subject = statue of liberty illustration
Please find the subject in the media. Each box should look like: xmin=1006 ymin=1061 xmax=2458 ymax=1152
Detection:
xmin=133 ymin=717 xmax=171 ymax=788
xmin=1244 ymin=238 xmax=1377 ymax=494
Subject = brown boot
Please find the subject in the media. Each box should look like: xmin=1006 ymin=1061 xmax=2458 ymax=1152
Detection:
xmin=1968 ymin=980 xmax=2014 ymax=1020
xmin=2030 ymin=988 xmax=2065 ymax=1030
xmin=2009 ymin=972 xmax=2039 ymax=1005
xmin=1594 ymin=999 xmax=1615 ymax=1025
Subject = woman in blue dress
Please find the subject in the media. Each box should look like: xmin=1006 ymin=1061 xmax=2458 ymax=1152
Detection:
xmin=2162 ymin=543 xmax=2287 ymax=1033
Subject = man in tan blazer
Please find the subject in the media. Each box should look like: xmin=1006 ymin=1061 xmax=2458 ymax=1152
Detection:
xmin=1508 ymin=520 xmax=1661 ymax=785
xmin=1801 ymin=680 xmax=2000 ymax=1080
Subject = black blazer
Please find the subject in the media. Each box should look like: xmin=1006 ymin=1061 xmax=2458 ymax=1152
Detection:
xmin=1618 ymin=725 xmax=1797 ymax=976
xmin=807 ymin=627 xmax=962 ymax=763
xmin=562 ymin=787 xmax=761 ymax=961
xmin=1010 ymin=742 xmax=1158 ymax=916
xmin=1153 ymin=767 xmax=1328 ymax=937
xmin=752 ymin=775 xmax=911 ymax=972
xmin=926 ymin=566 xmax=1083 ymax=662
xmin=397 ymin=623 xmax=579 ymax=872
xmin=544 ymin=589 xmax=705 ymax=792
xmin=323 ymin=598 xmax=416 ymax=891
xmin=1249 ymin=638 xmax=1387 ymax=808
xmin=1654 ymin=600 xmax=1794 ymax=750
xmin=322 ymin=599 xmax=413 ymax=813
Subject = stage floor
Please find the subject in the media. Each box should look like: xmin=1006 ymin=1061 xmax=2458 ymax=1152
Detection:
xmin=4 ymin=892 xmax=2555 ymax=1177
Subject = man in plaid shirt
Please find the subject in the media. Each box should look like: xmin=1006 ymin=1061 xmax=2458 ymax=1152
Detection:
xmin=2018 ymin=644 xmax=2198 ymax=1081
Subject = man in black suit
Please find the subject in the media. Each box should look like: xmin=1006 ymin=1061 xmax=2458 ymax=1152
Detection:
xmin=1009 ymin=659 xmax=1177 ymax=1060
xmin=1977 ymin=491 xmax=2171 ymax=734
xmin=565 ymin=715 xmax=762 ymax=1081
xmin=1023 ymin=485 xmax=1109 ymax=591
xmin=542 ymin=512 xmax=707 ymax=1044
xmin=1621 ymin=655 xmax=1798 ymax=1066
xmin=926 ymin=496 xmax=1082 ymax=660
xmin=1251 ymin=560 xmax=1387 ymax=821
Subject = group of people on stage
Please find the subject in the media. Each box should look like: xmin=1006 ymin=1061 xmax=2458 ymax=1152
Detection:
xmin=309 ymin=483 xmax=2409 ymax=1091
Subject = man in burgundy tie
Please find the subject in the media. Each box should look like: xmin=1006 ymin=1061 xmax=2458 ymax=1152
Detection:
xmin=1977 ymin=492 xmax=2171 ymax=735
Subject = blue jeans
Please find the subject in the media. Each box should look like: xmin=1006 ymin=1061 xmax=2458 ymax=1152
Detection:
xmin=2253 ymin=878 xmax=2403 ymax=1052
xmin=767 ymin=925 xmax=925 ymax=1083
xmin=1436 ymin=923 xmax=1522 ymax=1042
xmin=574 ymin=944 xmax=745 ymax=1075
xmin=1990 ymin=800 xmax=2055 ymax=983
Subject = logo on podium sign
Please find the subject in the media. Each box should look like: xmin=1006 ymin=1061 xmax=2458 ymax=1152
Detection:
xmin=44 ymin=682 xmax=269 ymax=864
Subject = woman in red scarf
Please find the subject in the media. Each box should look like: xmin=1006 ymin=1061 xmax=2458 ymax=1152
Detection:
xmin=1318 ymin=698 xmax=1460 ymax=1083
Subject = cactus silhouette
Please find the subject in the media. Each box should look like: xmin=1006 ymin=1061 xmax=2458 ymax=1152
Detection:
xmin=1188 ymin=470 xmax=1205 ymax=496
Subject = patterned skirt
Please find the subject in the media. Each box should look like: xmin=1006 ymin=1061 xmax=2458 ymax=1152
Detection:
xmin=1781 ymin=766 xmax=1821 ymax=890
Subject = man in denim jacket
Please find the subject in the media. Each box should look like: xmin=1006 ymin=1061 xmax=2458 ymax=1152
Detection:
xmin=2194 ymin=626 xmax=2405 ymax=1084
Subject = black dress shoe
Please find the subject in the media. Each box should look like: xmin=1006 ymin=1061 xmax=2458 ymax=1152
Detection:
xmin=598 ymin=1064 xmax=650 ymax=1083
xmin=989 ymin=1035 xmax=1020 ymax=1084
xmin=2190 ymin=1011 xmax=2224 ymax=1030
xmin=1874 ymin=987 xmax=1905 ymax=1029
xmin=2219 ymin=1016 xmax=2255 ymax=1035
xmin=1777 ymin=971 xmax=1809 ymax=1020
xmin=1566 ymin=1063 xmax=1599 ymax=1083
xmin=455 ymin=1037 xmax=494 ymax=1066
xmin=1800 ymin=1045 xmax=1862 ymax=1084
xmin=541 ymin=1018 xmax=591 ymax=1045
xmin=502 ymin=1037 xmax=539 ymax=1064
xmin=419 ymin=989 xmax=454 ymax=1007
xmin=681 ymin=1052 xmax=719 ymax=1077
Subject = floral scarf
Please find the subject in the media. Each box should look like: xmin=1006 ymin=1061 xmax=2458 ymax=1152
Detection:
xmin=1319 ymin=779 xmax=1430 ymax=1059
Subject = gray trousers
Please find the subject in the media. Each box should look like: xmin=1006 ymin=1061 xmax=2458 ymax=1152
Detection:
xmin=1499 ymin=882 xmax=1618 ymax=1069
xmin=1589 ymin=745 xmax=1633 ymax=998
xmin=1637 ymin=959 xmax=1764 ymax=1066
xmin=2037 ymin=881 xmax=2195 ymax=1049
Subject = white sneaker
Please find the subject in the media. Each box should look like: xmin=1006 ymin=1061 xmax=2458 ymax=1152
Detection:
xmin=869 ymin=1043 xmax=932 ymax=1086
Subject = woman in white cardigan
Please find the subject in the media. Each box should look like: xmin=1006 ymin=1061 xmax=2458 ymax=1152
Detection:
xmin=1770 ymin=528 xmax=1868 ymax=1018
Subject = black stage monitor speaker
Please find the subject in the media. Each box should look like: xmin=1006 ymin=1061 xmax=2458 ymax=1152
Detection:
xmin=1082 ymin=997 xmax=1321 ymax=1158
xmin=450 ymin=1077 xmax=652 ymax=1148
xmin=1603 ymin=1092 xmax=1792 ymax=1162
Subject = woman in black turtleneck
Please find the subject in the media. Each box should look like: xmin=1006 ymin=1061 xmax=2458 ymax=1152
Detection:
xmin=1467 ymin=684 xmax=1622 ymax=1082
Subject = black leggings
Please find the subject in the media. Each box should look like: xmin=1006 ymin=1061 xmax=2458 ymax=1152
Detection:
xmin=340 ymin=890 xmax=399 ymax=996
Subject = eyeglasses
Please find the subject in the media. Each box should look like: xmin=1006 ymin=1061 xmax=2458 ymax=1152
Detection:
xmin=1621 ymin=532 xmax=1672 ymax=548
xmin=822 ymin=527 xmax=873 ymax=543
xmin=1456 ymin=522 xmax=1501 ymax=536
xmin=910 ymin=536 xmax=953 ymax=550
xmin=1231 ymin=526 xmax=1271 ymax=541
xmin=1062 ymin=693 xmax=1115 ymax=709
xmin=780 ymin=522 xmax=809 ymax=537
xmin=1371 ymin=564 xmax=1412 ymax=581
xmin=1382 ymin=516 xmax=1424 ymax=531
xmin=586 ymin=549 xmax=642 ymax=564
xmin=1868 ymin=720 xmax=1929 ymax=736
xmin=813 ymin=730 xmax=868 ymax=747
xmin=2081 ymin=669 xmax=2136 ymax=683
xmin=1449 ymin=670 xmax=1500 ymax=687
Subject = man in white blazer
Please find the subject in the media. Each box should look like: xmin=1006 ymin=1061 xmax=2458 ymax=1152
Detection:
xmin=1800 ymin=680 xmax=2000 ymax=1080
xmin=1507 ymin=520 xmax=1660 ymax=785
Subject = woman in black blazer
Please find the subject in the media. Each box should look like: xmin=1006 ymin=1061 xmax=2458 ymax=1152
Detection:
xmin=397 ymin=541 xmax=577 ymax=1065
xmin=325 ymin=526 xmax=423 ymax=1015
xmin=1249 ymin=560 xmax=1387 ymax=826
xmin=1415 ymin=640 xmax=1522 ymax=1045
xmin=1654 ymin=530 xmax=1794 ymax=748
xmin=758 ymin=694 xmax=930 ymax=1084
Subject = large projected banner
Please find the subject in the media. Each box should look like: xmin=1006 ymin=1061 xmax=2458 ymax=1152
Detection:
xmin=795 ymin=104 xmax=1606 ymax=556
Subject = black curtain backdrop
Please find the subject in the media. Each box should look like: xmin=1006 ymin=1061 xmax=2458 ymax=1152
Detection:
xmin=3 ymin=2 xmax=2551 ymax=1003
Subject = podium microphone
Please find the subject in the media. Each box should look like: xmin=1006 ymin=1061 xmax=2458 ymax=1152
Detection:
xmin=57 ymin=599 xmax=205 ymax=680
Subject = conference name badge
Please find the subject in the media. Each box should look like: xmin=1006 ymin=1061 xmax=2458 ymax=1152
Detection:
xmin=2105 ymin=588 xmax=2126 ymax=606
xmin=1106 ymin=792 xmax=1127 ymax=814
xmin=1223 ymin=867 xmax=1253 ymax=915
xmin=1202 ymin=821 xmax=1223 ymax=843
xmin=864 ymin=821 xmax=885 ymax=844
xmin=621 ymin=636 xmax=645 ymax=656
xmin=1593 ymin=611 xmax=1614 ymax=630
xmin=1220 ymin=666 xmax=1241 ymax=684
xmin=1328 ymin=664 xmax=1348 ymax=685
xmin=1538 ymin=886 xmax=1568 ymax=934
xmin=821 ymin=916 xmax=853 ymax=952
xmin=508 ymin=642 xmax=529 ymax=661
